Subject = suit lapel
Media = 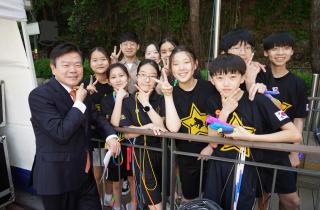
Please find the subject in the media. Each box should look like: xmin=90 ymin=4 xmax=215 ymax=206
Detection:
xmin=48 ymin=78 xmax=89 ymax=135
xmin=48 ymin=78 xmax=74 ymax=108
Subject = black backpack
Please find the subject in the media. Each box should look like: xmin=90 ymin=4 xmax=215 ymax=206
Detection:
xmin=178 ymin=199 xmax=223 ymax=210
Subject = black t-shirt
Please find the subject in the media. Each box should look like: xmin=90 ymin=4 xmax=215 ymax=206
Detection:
xmin=83 ymin=78 xmax=113 ymax=143
xmin=173 ymin=79 xmax=219 ymax=153
xmin=100 ymin=93 xmax=126 ymax=141
xmin=84 ymin=77 xmax=113 ymax=112
xmin=119 ymin=91 xmax=165 ymax=147
xmin=206 ymin=92 xmax=291 ymax=161
xmin=256 ymin=67 xmax=308 ymax=164
xmin=256 ymin=66 xmax=308 ymax=119
xmin=100 ymin=93 xmax=115 ymax=121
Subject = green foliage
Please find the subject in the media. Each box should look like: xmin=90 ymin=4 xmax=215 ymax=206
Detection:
xmin=32 ymin=0 xmax=55 ymax=15
xmin=200 ymin=69 xmax=208 ymax=81
xmin=66 ymin=0 xmax=189 ymax=53
xmin=288 ymin=28 xmax=309 ymax=42
xmin=283 ymin=0 xmax=310 ymax=24
xmin=253 ymin=0 xmax=282 ymax=30
xmin=34 ymin=58 xmax=52 ymax=78
xmin=83 ymin=59 xmax=92 ymax=80
xmin=167 ymin=1 xmax=189 ymax=33
xmin=118 ymin=0 xmax=188 ymax=33
xmin=67 ymin=0 xmax=109 ymax=53
xmin=252 ymin=0 xmax=310 ymax=41
xmin=291 ymin=69 xmax=313 ymax=95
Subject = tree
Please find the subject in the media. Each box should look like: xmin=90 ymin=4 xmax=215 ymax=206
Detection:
xmin=189 ymin=0 xmax=202 ymax=58
xmin=311 ymin=0 xmax=320 ymax=74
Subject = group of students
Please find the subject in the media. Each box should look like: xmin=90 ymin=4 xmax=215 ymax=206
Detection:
xmin=85 ymin=29 xmax=308 ymax=210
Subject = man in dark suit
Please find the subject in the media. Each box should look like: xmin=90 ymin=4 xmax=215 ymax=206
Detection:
xmin=28 ymin=43 xmax=120 ymax=210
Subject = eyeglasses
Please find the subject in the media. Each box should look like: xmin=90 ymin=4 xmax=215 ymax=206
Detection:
xmin=229 ymin=46 xmax=253 ymax=53
xmin=137 ymin=73 xmax=158 ymax=80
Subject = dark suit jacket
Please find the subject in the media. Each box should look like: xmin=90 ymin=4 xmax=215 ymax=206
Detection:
xmin=28 ymin=77 xmax=115 ymax=195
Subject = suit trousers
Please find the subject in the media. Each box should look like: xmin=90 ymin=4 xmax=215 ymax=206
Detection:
xmin=41 ymin=170 xmax=101 ymax=210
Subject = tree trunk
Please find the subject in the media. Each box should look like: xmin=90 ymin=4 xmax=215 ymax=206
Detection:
xmin=189 ymin=0 xmax=202 ymax=59
xmin=311 ymin=0 xmax=320 ymax=74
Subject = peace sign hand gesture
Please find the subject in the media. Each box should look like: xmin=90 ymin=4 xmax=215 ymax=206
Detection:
xmin=161 ymin=57 xmax=170 ymax=75
xmin=110 ymin=46 xmax=122 ymax=64
xmin=86 ymin=75 xmax=98 ymax=95
xmin=152 ymin=69 xmax=173 ymax=96
xmin=246 ymin=53 xmax=266 ymax=78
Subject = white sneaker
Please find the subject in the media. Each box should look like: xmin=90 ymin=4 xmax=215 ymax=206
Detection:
xmin=166 ymin=202 xmax=171 ymax=210
xmin=103 ymin=193 xmax=112 ymax=206
xmin=112 ymin=205 xmax=125 ymax=210
xmin=122 ymin=180 xmax=130 ymax=195
xmin=126 ymin=202 xmax=134 ymax=210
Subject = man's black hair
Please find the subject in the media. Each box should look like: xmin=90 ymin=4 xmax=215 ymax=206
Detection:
xmin=137 ymin=59 xmax=161 ymax=78
xmin=219 ymin=28 xmax=255 ymax=53
xmin=208 ymin=54 xmax=246 ymax=76
xmin=50 ymin=42 xmax=82 ymax=65
xmin=119 ymin=32 xmax=139 ymax=44
xmin=263 ymin=32 xmax=294 ymax=51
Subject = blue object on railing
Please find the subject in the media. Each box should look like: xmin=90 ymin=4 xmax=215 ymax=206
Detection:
xmin=209 ymin=122 xmax=234 ymax=134
xmin=264 ymin=90 xmax=279 ymax=95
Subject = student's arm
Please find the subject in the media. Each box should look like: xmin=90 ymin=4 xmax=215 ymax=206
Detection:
xmin=136 ymin=85 xmax=165 ymax=128
xmin=199 ymin=90 xmax=242 ymax=158
xmin=153 ymin=70 xmax=181 ymax=132
xmin=124 ymin=123 xmax=167 ymax=138
xmin=289 ymin=118 xmax=305 ymax=167
xmin=198 ymin=127 xmax=219 ymax=159
xmin=110 ymin=88 xmax=128 ymax=126
xmin=227 ymin=122 xmax=302 ymax=143
xmin=164 ymin=95 xmax=181 ymax=132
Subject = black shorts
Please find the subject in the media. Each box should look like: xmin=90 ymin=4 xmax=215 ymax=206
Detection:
xmin=204 ymin=160 xmax=258 ymax=210
xmin=261 ymin=169 xmax=297 ymax=194
xmin=177 ymin=156 xmax=208 ymax=200
xmin=107 ymin=146 xmax=133 ymax=182
xmin=260 ymin=154 xmax=297 ymax=194
xmin=133 ymin=148 xmax=163 ymax=205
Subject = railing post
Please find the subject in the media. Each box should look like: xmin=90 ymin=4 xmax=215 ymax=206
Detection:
xmin=231 ymin=163 xmax=237 ymax=210
xmin=268 ymin=168 xmax=278 ymax=210
xmin=198 ymin=159 xmax=204 ymax=198
xmin=98 ymin=141 xmax=105 ymax=210
xmin=139 ymin=147 xmax=143 ymax=206
xmin=162 ymin=137 xmax=168 ymax=210
xmin=316 ymin=188 xmax=320 ymax=210
xmin=305 ymin=74 xmax=319 ymax=145
xmin=170 ymin=139 xmax=176 ymax=210
xmin=118 ymin=156 xmax=122 ymax=210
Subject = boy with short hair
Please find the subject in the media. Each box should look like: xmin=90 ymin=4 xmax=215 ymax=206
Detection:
xmin=202 ymin=54 xmax=302 ymax=210
xmin=256 ymin=32 xmax=308 ymax=210
xmin=118 ymin=31 xmax=140 ymax=94
xmin=219 ymin=28 xmax=267 ymax=100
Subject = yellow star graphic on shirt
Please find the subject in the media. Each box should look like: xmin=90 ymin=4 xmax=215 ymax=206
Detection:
xmin=181 ymin=103 xmax=208 ymax=135
xmin=220 ymin=112 xmax=256 ymax=157
xmin=281 ymin=101 xmax=292 ymax=112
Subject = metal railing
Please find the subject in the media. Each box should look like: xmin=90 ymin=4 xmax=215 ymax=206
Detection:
xmin=93 ymin=125 xmax=320 ymax=210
